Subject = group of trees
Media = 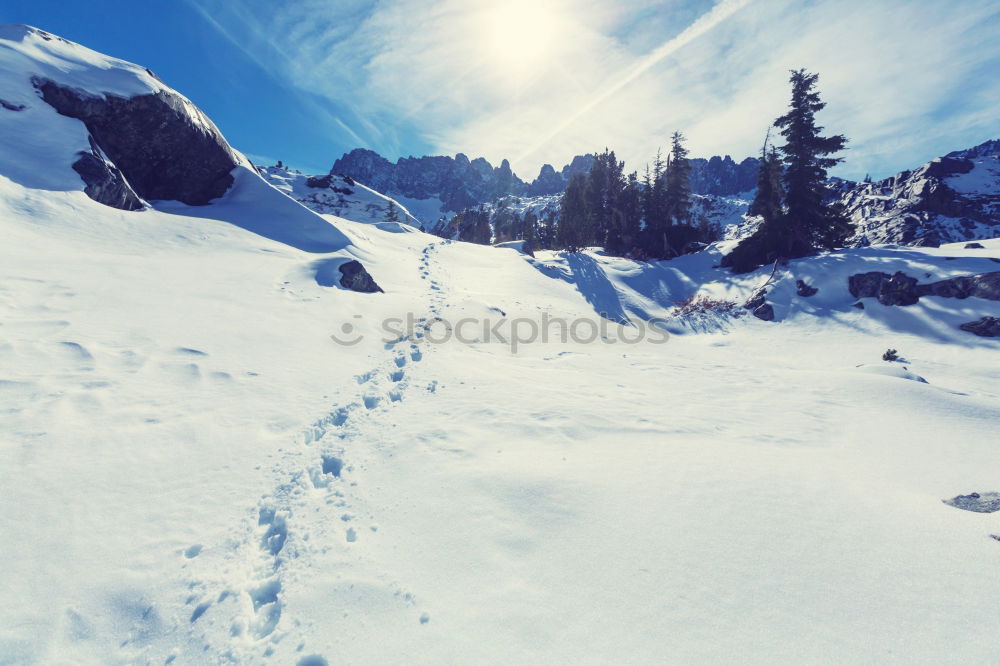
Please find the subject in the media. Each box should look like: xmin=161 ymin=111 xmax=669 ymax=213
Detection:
xmin=427 ymin=68 xmax=850 ymax=271
xmin=557 ymin=132 xmax=709 ymax=259
xmin=436 ymin=133 xmax=712 ymax=259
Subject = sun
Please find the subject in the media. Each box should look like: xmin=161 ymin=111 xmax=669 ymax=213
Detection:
xmin=480 ymin=0 xmax=565 ymax=86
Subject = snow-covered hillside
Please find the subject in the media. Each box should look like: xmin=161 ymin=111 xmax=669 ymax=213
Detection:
xmin=258 ymin=165 xmax=422 ymax=231
xmin=3 ymin=24 xmax=1000 ymax=666
xmin=840 ymin=139 xmax=1000 ymax=247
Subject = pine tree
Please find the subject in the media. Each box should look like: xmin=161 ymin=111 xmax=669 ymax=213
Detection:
xmin=523 ymin=210 xmax=538 ymax=248
xmin=383 ymin=201 xmax=401 ymax=224
xmin=664 ymin=131 xmax=692 ymax=226
xmin=558 ymin=173 xmax=588 ymax=252
xmin=620 ymin=171 xmax=642 ymax=255
xmin=722 ymin=69 xmax=852 ymax=272
xmin=541 ymin=211 xmax=557 ymax=249
xmin=774 ymin=68 xmax=852 ymax=254
xmin=747 ymin=141 xmax=783 ymax=224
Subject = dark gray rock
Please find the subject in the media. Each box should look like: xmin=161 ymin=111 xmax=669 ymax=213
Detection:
xmin=72 ymin=136 xmax=144 ymax=210
xmin=920 ymin=272 xmax=1000 ymax=301
xmin=751 ymin=303 xmax=774 ymax=321
xmin=959 ymin=316 xmax=1000 ymax=337
xmin=742 ymin=288 xmax=774 ymax=321
xmin=848 ymin=271 xmax=920 ymax=305
xmin=852 ymin=301 xmax=865 ymax=309
xmin=338 ymin=260 xmax=383 ymax=293
xmin=943 ymin=492 xmax=1000 ymax=513
xmin=965 ymin=242 xmax=985 ymax=249
xmin=847 ymin=271 xmax=885 ymax=299
xmin=34 ymin=77 xmax=243 ymax=205
xmin=1 ymin=98 xmax=26 ymax=111
xmin=878 ymin=271 xmax=922 ymax=306
xmin=796 ymin=279 xmax=818 ymax=297
xmin=849 ymin=270 xmax=1000 ymax=307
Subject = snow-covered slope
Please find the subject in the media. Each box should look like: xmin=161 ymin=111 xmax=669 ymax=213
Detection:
xmin=258 ymin=165 xmax=422 ymax=231
xmin=3 ymin=24 xmax=1000 ymax=666
xmin=840 ymin=139 xmax=1000 ymax=247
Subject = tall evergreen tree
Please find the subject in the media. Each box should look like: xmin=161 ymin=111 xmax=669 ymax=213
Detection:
xmin=558 ymin=173 xmax=588 ymax=251
xmin=722 ymin=69 xmax=851 ymax=272
xmin=620 ymin=171 xmax=642 ymax=254
xmin=523 ymin=210 xmax=538 ymax=247
xmin=664 ymin=131 xmax=693 ymax=226
xmin=747 ymin=141 xmax=783 ymax=224
xmin=774 ymin=68 xmax=852 ymax=254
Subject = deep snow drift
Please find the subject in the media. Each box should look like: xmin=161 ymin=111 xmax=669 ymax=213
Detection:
xmin=2 ymin=23 xmax=1000 ymax=666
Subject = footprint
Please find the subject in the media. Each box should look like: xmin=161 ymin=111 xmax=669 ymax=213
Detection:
xmin=184 ymin=544 xmax=203 ymax=559
xmin=394 ymin=356 xmax=407 ymax=368
xmin=249 ymin=580 xmax=282 ymax=638
xmin=410 ymin=350 xmax=423 ymax=362
xmin=321 ymin=455 xmax=343 ymax=477
xmin=389 ymin=370 xmax=404 ymax=382
xmin=297 ymin=657 xmax=329 ymax=666
xmin=388 ymin=390 xmax=402 ymax=403
xmin=363 ymin=395 xmax=380 ymax=410
xmin=175 ymin=347 xmax=208 ymax=356
xmin=190 ymin=601 xmax=211 ymax=623
xmin=259 ymin=508 xmax=288 ymax=556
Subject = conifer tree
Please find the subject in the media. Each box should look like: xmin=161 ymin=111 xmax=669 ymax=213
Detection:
xmin=558 ymin=173 xmax=588 ymax=251
xmin=523 ymin=210 xmax=538 ymax=248
xmin=620 ymin=171 xmax=642 ymax=254
xmin=383 ymin=201 xmax=400 ymax=224
xmin=664 ymin=131 xmax=693 ymax=226
xmin=774 ymin=68 xmax=852 ymax=254
xmin=722 ymin=69 xmax=852 ymax=272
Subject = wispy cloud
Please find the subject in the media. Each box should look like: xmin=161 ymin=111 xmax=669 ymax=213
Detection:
xmin=191 ymin=0 xmax=1000 ymax=180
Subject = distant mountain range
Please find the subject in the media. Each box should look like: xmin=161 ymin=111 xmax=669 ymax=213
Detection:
xmin=328 ymin=149 xmax=761 ymax=222
xmin=321 ymin=141 xmax=1000 ymax=248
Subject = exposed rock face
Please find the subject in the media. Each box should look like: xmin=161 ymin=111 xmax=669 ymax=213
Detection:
xmin=959 ymin=316 xmax=1000 ymax=337
xmin=837 ymin=139 xmax=1000 ymax=246
xmin=796 ymin=280 xmax=818 ymax=297
xmin=943 ymin=492 xmax=1000 ymax=513
xmin=688 ymin=155 xmax=759 ymax=196
xmin=34 ymin=77 xmax=244 ymax=205
xmin=330 ymin=149 xmax=528 ymax=212
xmin=965 ymin=242 xmax=985 ymax=249
xmin=71 ymin=136 xmax=144 ymax=210
xmin=743 ymin=288 xmax=774 ymax=321
xmin=338 ymin=260 xmax=383 ymax=293
xmin=331 ymin=149 xmax=761 ymax=219
xmin=849 ymin=270 xmax=1000 ymax=306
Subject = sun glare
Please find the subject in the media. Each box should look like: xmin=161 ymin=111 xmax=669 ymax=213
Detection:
xmin=481 ymin=0 xmax=565 ymax=86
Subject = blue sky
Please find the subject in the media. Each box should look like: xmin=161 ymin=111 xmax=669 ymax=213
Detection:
xmin=5 ymin=0 xmax=999 ymax=181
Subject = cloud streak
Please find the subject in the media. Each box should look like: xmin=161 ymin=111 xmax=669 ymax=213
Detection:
xmin=190 ymin=0 xmax=1000 ymax=181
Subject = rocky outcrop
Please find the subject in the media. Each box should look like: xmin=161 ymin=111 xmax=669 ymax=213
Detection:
xmin=71 ymin=136 xmax=144 ymax=210
xmin=849 ymin=270 xmax=1000 ymax=306
xmin=838 ymin=139 xmax=1000 ymax=246
xmin=743 ymin=288 xmax=774 ymax=321
xmin=796 ymin=280 xmax=818 ymax=297
xmin=688 ymin=155 xmax=759 ymax=196
xmin=943 ymin=492 xmax=1000 ymax=513
xmin=338 ymin=260 xmax=383 ymax=293
xmin=34 ymin=77 xmax=244 ymax=206
xmin=959 ymin=317 xmax=1000 ymax=337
